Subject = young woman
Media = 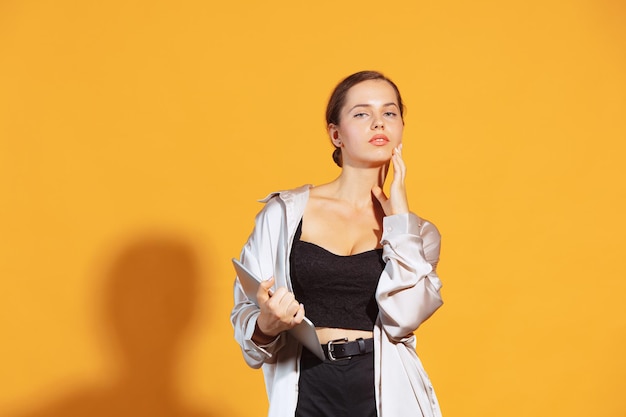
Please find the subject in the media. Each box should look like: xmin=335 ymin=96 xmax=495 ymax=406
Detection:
xmin=231 ymin=71 xmax=444 ymax=417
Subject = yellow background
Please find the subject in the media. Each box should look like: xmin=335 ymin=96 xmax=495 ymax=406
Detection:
xmin=1 ymin=1 xmax=625 ymax=416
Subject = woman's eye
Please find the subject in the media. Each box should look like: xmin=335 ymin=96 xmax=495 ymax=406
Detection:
xmin=384 ymin=111 xmax=397 ymax=117
xmin=354 ymin=112 xmax=368 ymax=118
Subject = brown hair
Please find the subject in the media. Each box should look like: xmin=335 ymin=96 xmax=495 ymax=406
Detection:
xmin=326 ymin=71 xmax=405 ymax=167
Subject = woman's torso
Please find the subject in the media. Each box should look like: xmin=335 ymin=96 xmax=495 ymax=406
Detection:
xmin=292 ymin=185 xmax=385 ymax=344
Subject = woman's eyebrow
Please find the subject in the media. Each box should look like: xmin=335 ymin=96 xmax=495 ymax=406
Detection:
xmin=347 ymin=102 xmax=398 ymax=112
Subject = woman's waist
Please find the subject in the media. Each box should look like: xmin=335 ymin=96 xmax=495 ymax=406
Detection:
xmin=315 ymin=327 xmax=373 ymax=345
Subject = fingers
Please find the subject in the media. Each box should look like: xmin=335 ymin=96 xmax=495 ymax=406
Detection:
xmin=285 ymin=300 xmax=303 ymax=323
xmin=270 ymin=288 xmax=299 ymax=319
xmin=373 ymin=145 xmax=409 ymax=216
xmin=257 ymin=282 xmax=304 ymax=335
xmin=292 ymin=303 xmax=305 ymax=325
xmin=256 ymin=276 xmax=275 ymax=304
xmin=391 ymin=145 xmax=406 ymax=182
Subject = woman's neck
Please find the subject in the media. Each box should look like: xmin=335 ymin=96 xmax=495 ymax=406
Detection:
xmin=329 ymin=165 xmax=387 ymax=209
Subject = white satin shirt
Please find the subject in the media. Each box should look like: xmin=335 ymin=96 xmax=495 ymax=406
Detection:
xmin=230 ymin=185 xmax=444 ymax=417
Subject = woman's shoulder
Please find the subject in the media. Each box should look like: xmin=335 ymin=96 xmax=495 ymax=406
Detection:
xmin=253 ymin=184 xmax=313 ymax=222
xmin=257 ymin=184 xmax=312 ymax=203
xmin=250 ymin=185 xmax=312 ymax=234
xmin=306 ymin=182 xmax=338 ymax=202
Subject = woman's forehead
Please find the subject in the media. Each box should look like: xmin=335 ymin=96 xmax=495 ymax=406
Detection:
xmin=344 ymin=80 xmax=398 ymax=107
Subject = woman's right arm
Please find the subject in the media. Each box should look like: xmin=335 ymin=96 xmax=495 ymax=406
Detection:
xmin=232 ymin=274 xmax=286 ymax=368
xmin=230 ymin=199 xmax=304 ymax=368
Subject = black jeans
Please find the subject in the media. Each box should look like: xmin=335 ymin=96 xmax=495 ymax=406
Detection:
xmin=295 ymin=347 xmax=377 ymax=417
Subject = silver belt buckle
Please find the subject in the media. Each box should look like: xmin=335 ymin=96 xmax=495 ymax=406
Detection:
xmin=327 ymin=337 xmax=351 ymax=361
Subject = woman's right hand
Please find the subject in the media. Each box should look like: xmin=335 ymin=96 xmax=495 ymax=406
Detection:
xmin=252 ymin=276 xmax=305 ymax=344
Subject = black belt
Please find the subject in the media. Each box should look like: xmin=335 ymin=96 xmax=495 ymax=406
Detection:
xmin=321 ymin=337 xmax=374 ymax=361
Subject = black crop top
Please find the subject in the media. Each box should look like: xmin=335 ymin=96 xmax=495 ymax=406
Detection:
xmin=289 ymin=219 xmax=385 ymax=331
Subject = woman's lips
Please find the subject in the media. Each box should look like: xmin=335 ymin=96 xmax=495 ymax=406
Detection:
xmin=369 ymin=134 xmax=390 ymax=146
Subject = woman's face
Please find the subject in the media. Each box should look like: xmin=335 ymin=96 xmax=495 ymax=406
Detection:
xmin=329 ymin=79 xmax=404 ymax=168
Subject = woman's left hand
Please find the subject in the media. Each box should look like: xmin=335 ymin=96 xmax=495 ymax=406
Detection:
xmin=372 ymin=144 xmax=409 ymax=216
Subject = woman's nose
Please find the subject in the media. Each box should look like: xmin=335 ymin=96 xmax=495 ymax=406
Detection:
xmin=371 ymin=116 xmax=384 ymax=130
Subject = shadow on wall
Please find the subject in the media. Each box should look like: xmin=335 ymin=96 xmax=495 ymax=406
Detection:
xmin=13 ymin=235 xmax=238 ymax=417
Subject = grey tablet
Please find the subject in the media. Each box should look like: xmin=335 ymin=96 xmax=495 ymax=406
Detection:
xmin=232 ymin=258 xmax=325 ymax=360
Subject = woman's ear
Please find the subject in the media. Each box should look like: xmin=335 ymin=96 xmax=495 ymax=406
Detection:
xmin=328 ymin=124 xmax=341 ymax=147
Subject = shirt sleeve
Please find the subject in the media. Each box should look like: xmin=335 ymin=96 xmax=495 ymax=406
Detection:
xmin=376 ymin=212 xmax=443 ymax=342
xmin=230 ymin=199 xmax=288 ymax=368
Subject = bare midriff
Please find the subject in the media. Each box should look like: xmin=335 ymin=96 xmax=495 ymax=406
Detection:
xmin=315 ymin=327 xmax=374 ymax=345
